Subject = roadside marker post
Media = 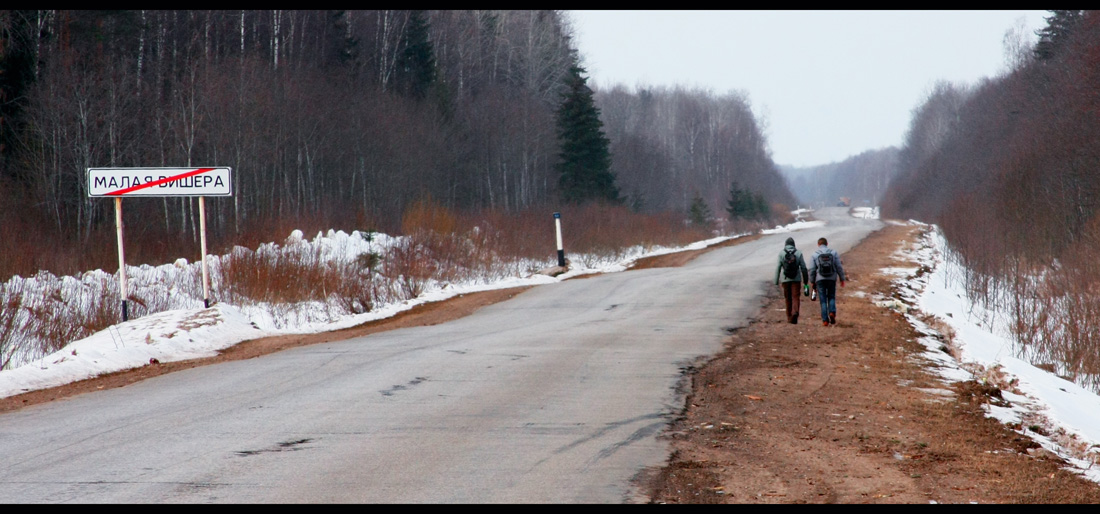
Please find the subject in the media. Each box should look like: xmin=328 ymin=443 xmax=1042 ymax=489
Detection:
xmin=88 ymin=167 xmax=233 ymax=321
xmin=554 ymin=212 xmax=566 ymax=267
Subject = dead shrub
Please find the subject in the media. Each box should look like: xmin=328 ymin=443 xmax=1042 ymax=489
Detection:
xmin=217 ymin=232 xmax=374 ymax=310
xmin=469 ymin=208 xmax=553 ymax=261
xmin=382 ymin=236 xmax=437 ymax=300
xmin=333 ymin=259 xmax=375 ymax=314
xmin=1005 ymin=215 xmax=1100 ymax=392
xmin=0 ymin=271 xmax=121 ymax=369
xmin=560 ymin=203 xmax=713 ymax=261
xmin=0 ymin=281 xmax=25 ymax=370
xmin=401 ymin=197 xmax=458 ymax=236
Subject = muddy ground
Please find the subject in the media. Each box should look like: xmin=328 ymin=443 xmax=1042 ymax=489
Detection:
xmin=4 ymin=222 xmax=1100 ymax=504
xmin=639 ymin=222 xmax=1100 ymax=504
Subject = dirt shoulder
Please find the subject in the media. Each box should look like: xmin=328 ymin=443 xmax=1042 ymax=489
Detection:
xmin=639 ymin=222 xmax=1100 ymax=504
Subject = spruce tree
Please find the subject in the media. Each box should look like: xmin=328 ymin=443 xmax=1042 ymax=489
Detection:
xmin=328 ymin=10 xmax=360 ymax=68
xmin=0 ymin=11 xmax=38 ymax=182
xmin=752 ymin=192 xmax=770 ymax=220
xmin=726 ymin=182 xmax=750 ymax=220
xmin=726 ymin=182 xmax=768 ymax=221
xmin=1034 ymin=10 xmax=1084 ymax=61
xmin=555 ymin=58 xmax=619 ymax=204
xmin=688 ymin=195 xmax=712 ymax=227
xmin=394 ymin=10 xmax=436 ymax=99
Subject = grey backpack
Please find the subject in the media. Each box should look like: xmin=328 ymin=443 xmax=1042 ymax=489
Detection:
xmin=818 ymin=252 xmax=835 ymax=277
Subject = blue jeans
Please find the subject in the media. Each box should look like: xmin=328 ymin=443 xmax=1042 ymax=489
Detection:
xmin=816 ymin=280 xmax=837 ymax=322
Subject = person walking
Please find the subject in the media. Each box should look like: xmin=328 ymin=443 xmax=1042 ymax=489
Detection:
xmin=775 ymin=236 xmax=809 ymax=324
xmin=809 ymin=237 xmax=847 ymax=326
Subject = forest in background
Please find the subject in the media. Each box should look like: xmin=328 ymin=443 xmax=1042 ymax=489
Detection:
xmin=781 ymin=147 xmax=899 ymax=208
xmin=596 ymin=84 xmax=793 ymax=216
xmin=882 ymin=11 xmax=1100 ymax=389
xmin=0 ymin=10 xmax=791 ymax=282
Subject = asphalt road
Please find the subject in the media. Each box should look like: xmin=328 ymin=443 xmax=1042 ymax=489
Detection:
xmin=0 ymin=207 xmax=881 ymax=503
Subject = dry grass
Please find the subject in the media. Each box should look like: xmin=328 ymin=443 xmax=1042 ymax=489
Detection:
xmin=0 ymin=272 xmax=121 ymax=369
xmin=559 ymin=203 xmax=716 ymax=261
xmin=938 ymin=231 xmax=1100 ymax=394
xmin=217 ymin=233 xmax=374 ymax=307
xmin=0 ymin=281 xmax=25 ymax=369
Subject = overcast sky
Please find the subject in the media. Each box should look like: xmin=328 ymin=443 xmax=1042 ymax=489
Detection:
xmin=567 ymin=10 xmax=1050 ymax=168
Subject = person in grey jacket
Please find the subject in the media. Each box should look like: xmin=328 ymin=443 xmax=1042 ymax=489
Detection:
xmin=775 ymin=236 xmax=809 ymax=324
xmin=809 ymin=237 xmax=847 ymax=326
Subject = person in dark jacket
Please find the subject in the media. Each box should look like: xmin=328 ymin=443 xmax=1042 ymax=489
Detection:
xmin=775 ymin=236 xmax=809 ymax=324
xmin=809 ymin=237 xmax=847 ymax=326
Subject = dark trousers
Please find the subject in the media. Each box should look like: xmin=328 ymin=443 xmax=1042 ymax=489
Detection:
xmin=816 ymin=279 xmax=837 ymax=322
xmin=781 ymin=282 xmax=802 ymax=323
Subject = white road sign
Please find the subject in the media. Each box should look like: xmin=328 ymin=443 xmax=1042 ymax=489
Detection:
xmin=88 ymin=167 xmax=233 ymax=197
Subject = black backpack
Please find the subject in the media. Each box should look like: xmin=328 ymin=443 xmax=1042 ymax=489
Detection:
xmin=783 ymin=248 xmax=800 ymax=279
xmin=818 ymin=252 xmax=835 ymax=277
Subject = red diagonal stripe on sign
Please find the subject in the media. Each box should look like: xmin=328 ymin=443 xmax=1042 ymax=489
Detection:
xmin=107 ymin=168 xmax=216 ymax=196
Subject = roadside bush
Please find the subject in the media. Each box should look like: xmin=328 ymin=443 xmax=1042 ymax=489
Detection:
xmin=217 ymin=230 xmax=376 ymax=310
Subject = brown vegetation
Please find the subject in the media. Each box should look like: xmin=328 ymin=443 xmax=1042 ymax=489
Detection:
xmin=881 ymin=11 xmax=1100 ymax=393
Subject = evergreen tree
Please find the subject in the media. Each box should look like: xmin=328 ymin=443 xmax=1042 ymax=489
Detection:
xmin=688 ymin=195 xmax=711 ymax=227
xmin=726 ymin=182 xmax=749 ymax=220
xmin=726 ymin=182 xmax=768 ymax=221
xmin=327 ymin=10 xmax=360 ymax=69
xmin=752 ymin=193 xmax=770 ymax=220
xmin=555 ymin=57 xmax=619 ymax=204
xmin=1034 ymin=10 xmax=1084 ymax=61
xmin=0 ymin=11 xmax=41 ymax=181
xmin=394 ymin=10 xmax=436 ymax=99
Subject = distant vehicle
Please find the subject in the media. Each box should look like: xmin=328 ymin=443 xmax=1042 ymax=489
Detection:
xmin=837 ymin=197 xmax=851 ymax=207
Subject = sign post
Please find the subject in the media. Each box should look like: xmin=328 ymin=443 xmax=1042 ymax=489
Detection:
xmin=114 ymin=197 xmax=128 ymax=321
xmin=88 ymin=167 xmax=233 ymax=320
xmin=198 ymin=196 xmax=210 ymax=308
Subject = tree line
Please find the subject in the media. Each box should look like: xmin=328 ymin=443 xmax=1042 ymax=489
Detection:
xmin=883 ymin=10 xmax=1099 ymax=270
xmin=0 ymin=10 xmax=575 ymax=239
xmin=0 ymin=10 xmax=792 ymax=279
xmin=596 ymin=84 xmax=794 ymax=220
xmin=782 ymin=147 xmax=899 ymax=208
xmin=881 ymin=10 xmax=1100 ymax=390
